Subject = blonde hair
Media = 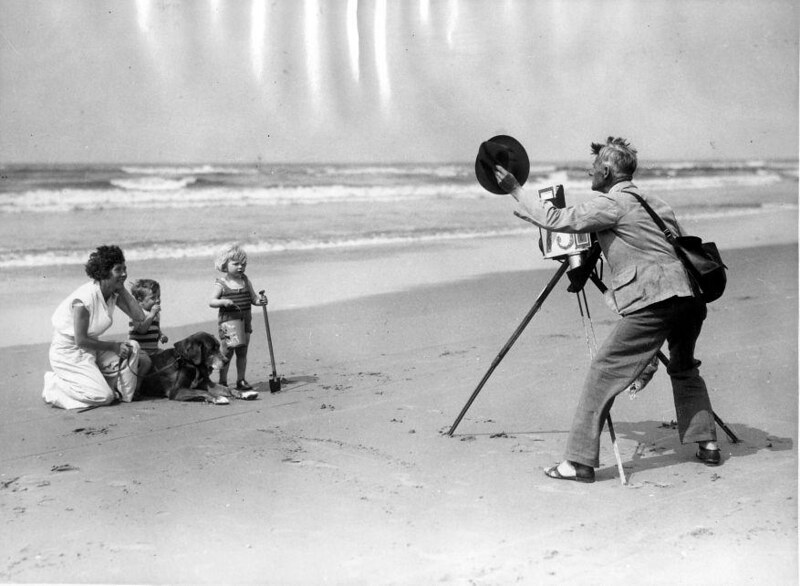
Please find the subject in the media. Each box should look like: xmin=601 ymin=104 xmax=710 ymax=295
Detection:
xmin=214 ymin=243 xmax=248 ymax=272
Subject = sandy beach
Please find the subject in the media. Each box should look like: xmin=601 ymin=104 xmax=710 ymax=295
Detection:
xmin=0 ymin=209 xmax=797 ymax=584
xmin=2 ymin=0 xmax=797 ymax=582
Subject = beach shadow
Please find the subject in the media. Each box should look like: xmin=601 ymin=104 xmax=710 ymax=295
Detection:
xmin=253 ymin=374 xmax=318 ymax=394
xmin=131 ymin=394 xmax=163 ymax=403
xmin=596 ymin=419 xmax=794 ymax=480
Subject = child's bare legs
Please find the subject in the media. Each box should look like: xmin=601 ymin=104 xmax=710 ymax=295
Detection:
xmin=218 ymin=335 xmax=250 ymax=388
xmin=135 ymin=352 xmax=152 ymax=396
xmin=218 ymin=346 xmax=233 ymax=386
xmin=234 ymin=344 xmax=250 ymax=387
xmin=233 ymin=332 xmax=251 ymax=388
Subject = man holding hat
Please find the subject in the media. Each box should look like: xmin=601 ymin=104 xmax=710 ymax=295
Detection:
xmin=493 ymin=136 xmax=720 ymax=483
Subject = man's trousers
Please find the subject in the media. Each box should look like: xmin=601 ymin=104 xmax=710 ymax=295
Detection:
xmin=564 ymin=295 xmax=717 ymax=468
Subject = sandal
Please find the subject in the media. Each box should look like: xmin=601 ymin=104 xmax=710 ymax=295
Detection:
xmin=544 ymin=462 xmax=595 ymax=483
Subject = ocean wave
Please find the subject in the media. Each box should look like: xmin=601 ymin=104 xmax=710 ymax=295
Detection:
xmin=635 ymin=172 xmax=786 ymax=190
xmin=0 ymin=227 xmax=533 ymax=268
xmin=314 ymin=164 xmax=469 ymax=178
xmin=0 ymin=183 xmax=491 ymax=213
xmin=314 ymin=163 xmax=561 ymax=179
xmin=120 ymin=164 xmax=257 ymax=176
xmin=0 ymin=168 xmax=790 ymax=213
xmin=110 ymin=176 xmax=198 ymax=191
xmin=1 ymin=203 xmax=793 ymax=269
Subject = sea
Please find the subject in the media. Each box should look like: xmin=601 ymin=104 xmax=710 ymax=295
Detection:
xmin=0 ymin=160 xmax=796 ymax=270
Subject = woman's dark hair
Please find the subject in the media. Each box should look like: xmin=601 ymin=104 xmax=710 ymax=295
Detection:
xmin=85 ymin=245 xmax=125 ymax=280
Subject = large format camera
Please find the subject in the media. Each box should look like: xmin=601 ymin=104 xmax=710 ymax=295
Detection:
xmin=536 ymin=184 xmax=592 ymax=267
xmin=535 ymin=184 xmax=601 ymax=293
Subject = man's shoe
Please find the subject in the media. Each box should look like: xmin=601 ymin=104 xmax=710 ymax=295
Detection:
xmin=544 ymin=461 xmax=595 ymax=483
xmin=236 ymin=380 xmax=253 ymax=391
xmin=696 ymin=446 xmax=721 ymax=466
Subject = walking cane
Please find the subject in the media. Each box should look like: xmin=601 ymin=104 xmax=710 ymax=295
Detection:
xmin=258 ymin=290 xmax=282 ymax=393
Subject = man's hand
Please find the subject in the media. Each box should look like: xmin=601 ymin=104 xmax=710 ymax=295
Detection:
xmin=513 ymin=210 xmax=536 ymax=225
xmin=493 ymin=165 xmax=520 ymax=196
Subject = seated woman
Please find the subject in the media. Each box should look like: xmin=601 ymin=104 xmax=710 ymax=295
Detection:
xmin=42 ymin=245 xmax=147 ymax=409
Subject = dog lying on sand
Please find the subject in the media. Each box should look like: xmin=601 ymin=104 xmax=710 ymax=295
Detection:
xmin=136 ymin=332 xmax=257 ymax=404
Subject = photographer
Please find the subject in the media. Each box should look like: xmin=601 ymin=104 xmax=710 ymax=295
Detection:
xmin=494 ymin=137 xmax=720 ymax=483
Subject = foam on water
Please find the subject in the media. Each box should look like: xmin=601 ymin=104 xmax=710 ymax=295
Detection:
xmin=0 ymin=227 xmax=533 ymax=268
xmin=0 ymin=170 xmax=789 ymax=214
xmin=1 ymin=160 xmax=795 ymax=268
xmin=1 ymin=202 xmax=794 ymax=269
xmin=110 ymin=176 xmax=198 ymax=191
xmin=0 ymin=183 xmax=488 ymax=213
xmin=120 ymin=164 xmax=258 ymax=175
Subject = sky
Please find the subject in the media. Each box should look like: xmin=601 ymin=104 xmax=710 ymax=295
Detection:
xmin=0 ymin=0 xmax=797 ymax=164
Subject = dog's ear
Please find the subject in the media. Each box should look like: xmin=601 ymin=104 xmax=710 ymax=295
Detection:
xmin=204 ymin=333 xmax=220 ymax=353
xmin=214 ymin=335 xmax=228 ymax=356
xmin=175 ymin=338 xmax=203 ymax=365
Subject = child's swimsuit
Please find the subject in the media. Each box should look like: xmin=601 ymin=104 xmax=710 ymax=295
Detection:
xmin=216 ymin=276 xmax=253 ymax=334
xmin=128 ymin=316 xmax=161 ymax=354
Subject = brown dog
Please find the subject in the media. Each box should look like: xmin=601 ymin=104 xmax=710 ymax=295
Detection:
xmin=137 ymin=332 xmax=256 ymax=404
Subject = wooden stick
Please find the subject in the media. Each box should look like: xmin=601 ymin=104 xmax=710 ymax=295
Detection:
xmin=606 ymin=413 xmax=627 ymax=485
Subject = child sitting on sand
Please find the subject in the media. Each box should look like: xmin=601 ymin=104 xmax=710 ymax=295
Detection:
xmin=129 ymin=278 xmax=169 ymax=392
xmin=209 ymin=243 xmax=266 ymax=391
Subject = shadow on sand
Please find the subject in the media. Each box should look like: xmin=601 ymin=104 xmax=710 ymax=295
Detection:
xmin=595 ymin=419 xmax=793 ymax=481
xmin=253 ymin=374 xmax=318 ymax=395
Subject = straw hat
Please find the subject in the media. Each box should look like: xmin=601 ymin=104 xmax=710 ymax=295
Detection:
xmin=474 ymin=135 xmax=530 ymax=194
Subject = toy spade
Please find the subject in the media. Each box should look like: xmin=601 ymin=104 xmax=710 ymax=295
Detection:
xmin=258 ymin=290 xmax=281 ymax=393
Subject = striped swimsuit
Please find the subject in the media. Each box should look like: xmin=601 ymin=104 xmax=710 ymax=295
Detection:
xmin=128 ymin=317 xmax=161 ymax=355
xmin=216 ymin=276 xmax=253 ymax=333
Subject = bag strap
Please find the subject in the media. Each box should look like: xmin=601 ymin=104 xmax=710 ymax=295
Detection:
xmin=622 ymin=189 xmax=703 ymax=296
xmin=621 ymin=189 xmax=678 ymax=244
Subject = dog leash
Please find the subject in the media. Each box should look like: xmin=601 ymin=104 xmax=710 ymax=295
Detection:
xmin=100 ymin=350 xmax=180 ymax=378
xmin=78 ymin=353 xmax=183 ymax=413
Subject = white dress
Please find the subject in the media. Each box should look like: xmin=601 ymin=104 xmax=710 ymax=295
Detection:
xmin=42 ymin=281 xmax=142 ymax=409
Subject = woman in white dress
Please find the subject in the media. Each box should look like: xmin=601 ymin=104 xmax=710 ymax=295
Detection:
xmin=42 ymin=245 xmax=146 ymax=409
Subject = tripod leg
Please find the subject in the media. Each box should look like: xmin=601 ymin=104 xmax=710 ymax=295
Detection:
xmin=655 ymin=351 xmax=739 ymax=443
xmin=447 ymin=262 xmax=569 ymax=436
xmin=606 ymin=413 xmax=627 ymax=485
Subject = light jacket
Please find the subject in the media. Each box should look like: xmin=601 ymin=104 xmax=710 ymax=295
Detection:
xmin=514 ymin=180 xmax=694 ymax=315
